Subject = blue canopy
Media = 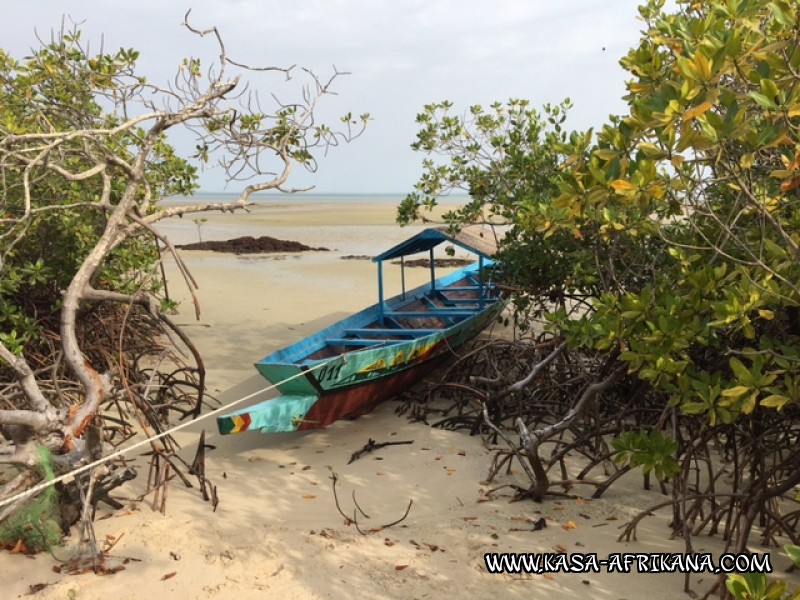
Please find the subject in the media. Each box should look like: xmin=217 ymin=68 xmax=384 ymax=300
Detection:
xmin=372 ymin=226 xmax=499 ymax=262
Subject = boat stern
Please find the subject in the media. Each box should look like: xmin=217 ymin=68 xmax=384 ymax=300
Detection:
xmin=217 ymin=394 xmax=320 ymax=434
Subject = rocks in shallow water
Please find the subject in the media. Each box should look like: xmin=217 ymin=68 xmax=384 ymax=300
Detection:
xmin=177 ymin=236 xmax=329 ymax=254
xmin=339 ymin=256 xmax=474 ymax=268
xmin=393 ymin=258 xmax=473 ymax=268
xmin=340 ymin=254 xmax=372 ymax=261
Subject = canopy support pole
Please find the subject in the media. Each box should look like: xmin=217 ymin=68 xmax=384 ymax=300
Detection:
xmin=429 ymin=248 xmax=436 ymax=293
xmin=478 ymin=255 xmax=486 ymax=308
xmin=401 ymin=256 xmax=406 ymax=299
xmin=378 ymin=260 xmax=385 ymax=325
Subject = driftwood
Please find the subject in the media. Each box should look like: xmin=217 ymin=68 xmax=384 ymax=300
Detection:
xmin=188 ymin=430 xmax=219 ymax=511
xmin=347 ymin=439 xmax=414 ymax=464
xmin=329 ymin=470 xmax=413 ymax=535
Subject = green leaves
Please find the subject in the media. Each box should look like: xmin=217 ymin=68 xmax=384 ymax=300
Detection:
xmin=612 ymin=430 xmax=680 ymax=482
xmin=402 ymin=0 xmax=800 ymax=435
xmin=0 ymin=28 xmax=200 ymax=358
xmin=400 ymin=98 xmax=570 ymax=226
xmin=726 ymin=545 xmax=800 ymax=599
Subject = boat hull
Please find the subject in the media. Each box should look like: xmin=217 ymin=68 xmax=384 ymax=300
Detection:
xmin=298 ymin=350 xmax=452 ymax=429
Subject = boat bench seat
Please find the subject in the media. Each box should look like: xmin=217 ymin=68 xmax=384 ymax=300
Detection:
xmin=325 ymin=338 xmax=389 ymax=347
xmin=345 ymin=328 xmax=441 ymax=337
xmin=384 ymin=309 xmax=477 ymax=319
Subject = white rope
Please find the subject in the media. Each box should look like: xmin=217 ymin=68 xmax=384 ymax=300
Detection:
xmin=0 ymin=358 xmax=335 ymax=510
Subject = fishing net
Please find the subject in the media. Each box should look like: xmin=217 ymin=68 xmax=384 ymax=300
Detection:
xmin=0 ymin=445 xmax=62 ymax=552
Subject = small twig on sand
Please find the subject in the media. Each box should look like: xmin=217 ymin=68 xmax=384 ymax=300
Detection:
xmin=328 ymin=469 xmax=414 ymax=534
xmin=378 ymin=499 xmax=414 ymax=530
xmin=347 ymin=438 xmax=414 ymax=464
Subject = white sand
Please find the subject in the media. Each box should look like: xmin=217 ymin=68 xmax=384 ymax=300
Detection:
xmin=2 ymin=201 xmax=781 ymax=599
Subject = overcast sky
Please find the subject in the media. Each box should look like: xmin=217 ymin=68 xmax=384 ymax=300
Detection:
xmin=2 ymin=1 xmax=648 ymax=194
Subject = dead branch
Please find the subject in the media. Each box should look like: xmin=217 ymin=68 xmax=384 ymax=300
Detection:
xmin=347 ymin=438 xmax=414 ymax=464
xmin=328 ymin=469 xmax=414 ymax=535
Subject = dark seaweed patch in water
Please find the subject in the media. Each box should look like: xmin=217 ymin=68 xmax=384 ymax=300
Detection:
xmin=177 ymin=236 xmax=329 ymax=254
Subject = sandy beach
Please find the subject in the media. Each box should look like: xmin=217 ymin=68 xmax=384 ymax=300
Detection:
xmin=3 ymin=198 xmax=787 ymax=599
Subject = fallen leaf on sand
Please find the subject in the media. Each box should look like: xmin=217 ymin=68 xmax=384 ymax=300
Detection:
xmin=511 ymin=516 xmax=531 ymax=523
xmin=161 ymin=572 xmax=177 ymax=581
xmin=562 ymin=520 xmax=577 ymax=531
xmin=463 ymin=516 xmax=478 ymax=522
xmin=384 ymin=538 xmax=395 ymax=547
xmin=395 ymin=565 xmax=409 ymax=571
xmin=302 ymin=494 xmax=317 ymax=500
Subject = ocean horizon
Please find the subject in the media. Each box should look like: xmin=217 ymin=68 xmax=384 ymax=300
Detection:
xmin=161 ymin=191 xmax=470 ymax=206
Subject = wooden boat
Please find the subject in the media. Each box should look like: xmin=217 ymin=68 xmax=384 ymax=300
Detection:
xmin=217 ymin=226 xmax=506 ymax=435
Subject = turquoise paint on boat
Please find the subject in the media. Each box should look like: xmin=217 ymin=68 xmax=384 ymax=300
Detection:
xmin=218 ymin=394 xmax=319 ymax=434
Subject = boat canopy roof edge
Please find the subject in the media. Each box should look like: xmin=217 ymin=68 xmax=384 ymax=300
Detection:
xmin=372 ymin=225 xmax=499 ymax=262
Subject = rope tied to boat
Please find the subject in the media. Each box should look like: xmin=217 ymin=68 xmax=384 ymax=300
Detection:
xmin=0 ymin=356 xmax=339 ymax=511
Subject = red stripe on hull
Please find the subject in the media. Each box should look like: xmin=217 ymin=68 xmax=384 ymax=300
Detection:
xmin=299 ymin=354 xmax=450 ymax=430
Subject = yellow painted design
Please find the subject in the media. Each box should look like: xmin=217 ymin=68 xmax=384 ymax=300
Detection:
xmin=232 ymin=415 xmax=246 ymax=433
xmin=390 ymin=351 xmax=405 ymax=367
xmin=359 ymin=358 xmax=386 ymax=373
xmin=291 ymin=416 xmax=319 ymax=428
xmin=407 ymin=342 xmax=434 ymax=363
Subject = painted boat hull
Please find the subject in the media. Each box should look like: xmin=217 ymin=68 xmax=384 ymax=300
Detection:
xmin=218 ymin=263 xmax=505 ymax=434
